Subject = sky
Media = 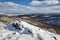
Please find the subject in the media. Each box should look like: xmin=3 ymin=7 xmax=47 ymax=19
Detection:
xmin=0 ymin=0 xmax=60 ymax=14
xmin=0 ymin=0 xmax=44 ymax=5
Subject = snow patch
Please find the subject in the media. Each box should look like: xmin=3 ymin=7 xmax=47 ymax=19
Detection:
xmin=0 ymin=20 xmax=60 ymax=40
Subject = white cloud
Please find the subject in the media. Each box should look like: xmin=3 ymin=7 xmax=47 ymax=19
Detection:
xmin=0 ymin=2 xmax=20 ymax=9
xmin=0 ymin=1 xmax=60 ymax=14
xmin=39 ymin=6 xmax=60 ymax=13
xmin=30 ymin=1 xmax=41 ymax=6
xmin=30 ymin=0 xmax=59 ymax=6
xmin=0 ymin=2 xmax=37 ymax=14
xmin=45 ymin=0 xmax=58 ymax=1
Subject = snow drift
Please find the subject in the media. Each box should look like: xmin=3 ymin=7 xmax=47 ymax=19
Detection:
xmin=0 ymin=20 xmax=60 ymax=40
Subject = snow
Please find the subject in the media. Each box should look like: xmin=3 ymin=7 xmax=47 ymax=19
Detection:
xmin=0 ymin=22 xmax=6 ymax=30
xmin=0 ymin=20 xmax=60 ymax=40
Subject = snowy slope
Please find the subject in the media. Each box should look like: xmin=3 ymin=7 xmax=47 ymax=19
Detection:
xmin=0 ymin=20 xmax=60 ymax=40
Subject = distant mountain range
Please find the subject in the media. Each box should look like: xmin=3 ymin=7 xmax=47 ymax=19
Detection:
xmin=0 ymin=13 xmax=60 ymax=26
xmin=17 ymin=13 xmax=60 ymax=27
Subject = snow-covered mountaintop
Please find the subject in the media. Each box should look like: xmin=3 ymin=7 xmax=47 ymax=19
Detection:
xmin=0 ymin=20 xmax=60 ymax=40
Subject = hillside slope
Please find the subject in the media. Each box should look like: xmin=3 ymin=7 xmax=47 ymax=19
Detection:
xmin=21 ymin=18 xmax=60 ymax=34
xmin=0 ymin=20 xmax=60 ymax=40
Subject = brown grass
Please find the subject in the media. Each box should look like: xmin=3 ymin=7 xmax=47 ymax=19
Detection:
xmin=21 ymin=17 xmax=60 ymax=34
xmin=0 ymin=16 xmax=60 ymax=34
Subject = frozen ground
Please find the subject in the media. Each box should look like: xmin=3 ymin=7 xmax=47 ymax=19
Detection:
xmin=0 ymin=20 xmax=60 ymax=40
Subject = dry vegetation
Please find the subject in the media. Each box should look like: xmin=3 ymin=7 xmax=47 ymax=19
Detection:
xmin=0 ymin=16 xmax=60 ymax=34
xmin=21 ymin=17 xmax=60 ymax=34
xmin=0 ymin=16 xmax=21 ymax=24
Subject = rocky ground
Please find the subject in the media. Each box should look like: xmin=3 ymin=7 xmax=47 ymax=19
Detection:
xmin=0 ymin=16 xmax=60 ymax=35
